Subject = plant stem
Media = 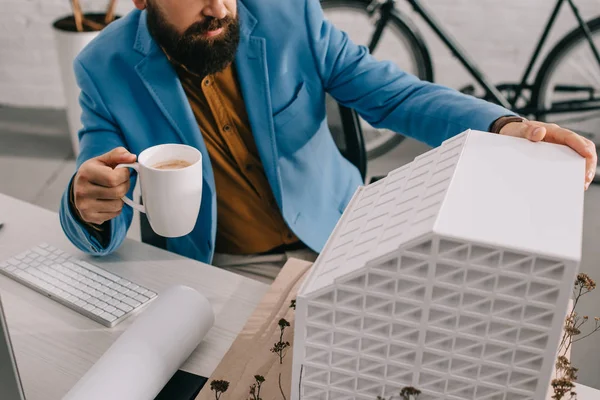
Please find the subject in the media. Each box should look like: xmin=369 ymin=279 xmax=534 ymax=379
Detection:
xmin=105 ymin=0 xmax=118 ymax=24
xmin=71 ymin=0 xmax=83 ymax=32
xmin=279 ymin=327 xmax=285 ymax=364
xmin=278 ymin=372 xmax=287 ymax=400
xmin=298 ymin=364 xmax=303 ymax=399
xmin=574 ymin=322 xmax=600 ymax=343
xmin=82 ymin=18 xmax=105 ymax=31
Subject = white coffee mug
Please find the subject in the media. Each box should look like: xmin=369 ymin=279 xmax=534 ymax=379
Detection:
xmin=115 ymin=144 xmax=203 ymax=238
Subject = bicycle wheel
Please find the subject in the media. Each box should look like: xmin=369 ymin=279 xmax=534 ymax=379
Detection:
xmin=533 ymin=17 xmax=600 ymax=145
xmin=321 ymin=0 xmax=433 ymax=159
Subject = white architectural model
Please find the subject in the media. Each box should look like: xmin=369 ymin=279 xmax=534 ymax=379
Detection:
xmin=292 ymin=130 xmax=585 ymax=400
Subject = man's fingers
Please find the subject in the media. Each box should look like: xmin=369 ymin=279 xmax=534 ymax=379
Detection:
xmin=96 ymin=199 xmax=125 ymax=213
xmin=84 ymin=180 xmax=130 ymax=200
xmin=85 ymin=211 xmax=121 ymax=225
xmin=84 ymin=164 xmax=131 ymax=188
xmin=96 ymin=147 xmax=137 ymax=167
xmin=77 ymin=198 xmax=123 ymax=214
xmin=523 ymin=121 xmax=546 ymax=142
xmin=499 ymin=120 xmax=546 ymax=142
xmin=542 ymin=124 xmax=597 ymax=189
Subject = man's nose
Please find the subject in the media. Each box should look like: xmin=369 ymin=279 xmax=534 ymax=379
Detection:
xmin=202 ymin=0 xmax=227 ymax=19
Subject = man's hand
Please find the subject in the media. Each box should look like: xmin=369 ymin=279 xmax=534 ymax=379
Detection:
xmin=73 ymin=147 xmax=137 ymax=225
xmin=499 ymin=120 xmax=597 ymax=190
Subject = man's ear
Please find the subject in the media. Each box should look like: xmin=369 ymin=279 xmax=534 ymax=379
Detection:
xmin=132 ymin=0 xmax=147 ymax=10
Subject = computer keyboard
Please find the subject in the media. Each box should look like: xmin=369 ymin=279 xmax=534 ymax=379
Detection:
xmin=0 ymin=243 xmax=157 ymax=327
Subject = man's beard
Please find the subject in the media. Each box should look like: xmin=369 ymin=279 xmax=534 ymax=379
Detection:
xmin=146 ymin=2 xmax=240 ymax=77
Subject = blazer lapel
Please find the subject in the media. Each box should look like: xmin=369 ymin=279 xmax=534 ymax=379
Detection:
xmin=234 ymin=2 xmax=283 ymax=207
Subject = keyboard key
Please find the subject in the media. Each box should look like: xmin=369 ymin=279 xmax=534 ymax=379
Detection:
xmin=65 ymin=294 xmax=78 ymax=303
xmin=113 ymin=309 xmax=125 ymax=318
xmin=83 ymin=304 xmax=94 ymax=312
xmin=6 ymin=266 xmax=16 ymax=272
xmin=100 ymin=312 xmax=117 ymax=322
xmin=116 ymin=302 xmax=133 ymax=312
xmin=107 ymin=298 xmax=120 ymax=307
xmin=122 ymin=297 xmax=141 ymax=308
xmin=8 ymin=259 xmax=19 ymax=266
xmin=106 ymin=289 xmax=118 ymax=297
xmin=116 ymin=286 xmax=128 ymax=294
xmin=105 ymin=305 xmax=117 ymax=313
xmin=91 ymin=308 xmax=104 ymax=317
xmin=32 ymin=247 xmax=49 ymax=256
xmin=134 ymin=294 xmax=149 ymax=303
xmin=147 ymin=291 xmax=157 ymax=299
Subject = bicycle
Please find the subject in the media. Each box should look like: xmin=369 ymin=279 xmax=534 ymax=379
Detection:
xmin=322 ymin=0 xmax=600 ymax=164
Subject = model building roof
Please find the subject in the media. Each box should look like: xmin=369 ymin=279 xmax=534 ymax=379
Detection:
xmin=301 ymin=130 xmax=585 ymax=295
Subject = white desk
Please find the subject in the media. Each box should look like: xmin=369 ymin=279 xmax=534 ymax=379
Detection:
xmin=0 ymin=193 xmax=269 ymax=400
xmin=1 ymin=194 xmax=599 ymax=399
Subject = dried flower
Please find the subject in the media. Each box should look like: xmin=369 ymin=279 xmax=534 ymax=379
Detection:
xmin=553 ymin=273 xmax=599 ymax=399
xmin=290 ymin=299 xmax=296 ymax=310
xmin=248 ymin=375 xmax=265 ymax=400
xmin=271 ymin=318 xmax=291 ymax=364
xmin=575 ymin=273 xmax=596 ymax=291
xmin=210 ymin=380 xmax=230 ymax=400
xmin=399 ymin=386 xmax=422 ymax=400
xmin=279 ymin=318 xmax=291 ymax=329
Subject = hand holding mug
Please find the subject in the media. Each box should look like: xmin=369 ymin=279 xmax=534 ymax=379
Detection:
xmin=73 ymin=147 xmax=137 ymax=225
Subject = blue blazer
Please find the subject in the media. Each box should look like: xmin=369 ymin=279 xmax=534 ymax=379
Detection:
xmin=59 ymin=0 xmax=511 ymax=264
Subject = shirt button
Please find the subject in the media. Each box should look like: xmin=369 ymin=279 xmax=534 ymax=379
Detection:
xmin=223 ymin=124 xmax=231 ymax=132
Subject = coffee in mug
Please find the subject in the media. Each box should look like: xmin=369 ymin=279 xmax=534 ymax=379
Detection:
xmin=153 ymin=160 xmax=192 ymax=170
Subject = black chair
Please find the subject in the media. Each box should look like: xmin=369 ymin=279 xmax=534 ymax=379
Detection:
xmin=329 ymin=102 xmax=368 ymax=183
xmin=140 ymin=101 xmax=370 ymax=249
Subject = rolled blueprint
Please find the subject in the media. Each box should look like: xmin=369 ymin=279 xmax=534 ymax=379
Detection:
xmin=63 ymin=285 xmax=215 ymax=400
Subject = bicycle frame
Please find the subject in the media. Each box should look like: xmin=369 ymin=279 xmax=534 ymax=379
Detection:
xmin=376 ymin=0 xmax=600 ymax=115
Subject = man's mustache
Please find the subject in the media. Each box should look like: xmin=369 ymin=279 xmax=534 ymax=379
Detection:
xmin=186 ymin=16 xmax=232 ymax=36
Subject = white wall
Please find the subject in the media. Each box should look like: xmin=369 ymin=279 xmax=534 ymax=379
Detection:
xmin=0 ymin=0 xmax=598 ymax=108
xmin=0 ymin=0 xmax=135 ymax=108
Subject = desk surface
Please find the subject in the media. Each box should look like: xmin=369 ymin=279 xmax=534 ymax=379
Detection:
xmin=0 ymin=193 xmax=269 ymax=400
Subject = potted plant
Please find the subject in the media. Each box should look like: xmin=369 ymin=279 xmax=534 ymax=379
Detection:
xmin=52 ymin=0 xmax=120 ymax=156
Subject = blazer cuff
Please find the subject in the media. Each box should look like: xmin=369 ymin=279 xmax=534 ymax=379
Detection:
xmin=67 ymin=177 xmax=111 ymax=248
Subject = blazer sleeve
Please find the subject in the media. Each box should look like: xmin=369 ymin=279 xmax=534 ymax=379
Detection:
xmin=304 ymin=0 xmax=515 ymax=147
xmin=58 ymin=58 xmax=136 ymax=256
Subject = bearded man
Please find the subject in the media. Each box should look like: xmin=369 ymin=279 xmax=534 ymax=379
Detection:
xmin=60 ymin=0 xmax=596 ymax=282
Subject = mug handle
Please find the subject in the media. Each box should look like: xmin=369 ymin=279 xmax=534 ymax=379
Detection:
xmin=114 ymin=163 xmax=146 ymax=213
